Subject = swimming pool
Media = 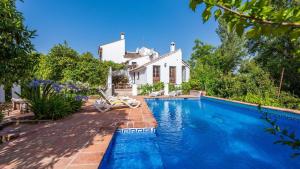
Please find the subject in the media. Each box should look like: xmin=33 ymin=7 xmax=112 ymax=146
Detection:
xmin=100 ymin=97 xmax=300 ymax=169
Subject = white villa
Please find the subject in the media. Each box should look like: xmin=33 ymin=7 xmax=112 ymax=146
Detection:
xmin=98 ymin=33 xmax=190 ymax=86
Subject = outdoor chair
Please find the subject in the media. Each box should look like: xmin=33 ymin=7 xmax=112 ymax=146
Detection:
xmin=169 ymin=90 xmax=182 ymax=97
xmin=94 ymin=90 xmax=141 ymax=112
xmin=149 ymin=90 xmax=164 ymax=97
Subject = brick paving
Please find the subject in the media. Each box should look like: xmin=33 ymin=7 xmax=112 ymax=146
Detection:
xmin=0 ymin=96 xmax=157 ymax=169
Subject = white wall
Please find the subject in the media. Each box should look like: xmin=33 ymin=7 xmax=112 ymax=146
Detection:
xmin=100 ymin=39 xmax=125 ymax=63
xmin=129 ymin=69 xmax=147 ymax=85
xmin=146 ymin=50 xmax=183 ymax=85
xmin=182 ymin=65 xmax=190 ymax=83
xmin=128 ymin=56 xmax=150 ymax=66
xmin=185 ymin=66 xmax=190 ymax=82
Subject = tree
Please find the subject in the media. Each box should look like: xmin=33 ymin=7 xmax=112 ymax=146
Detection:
xmin=245 ymin=0 xmax=300 ymax=97
xmin=191 ymin=62 xmax=222 ymax=94
xmin=189 ymin=39 xmax=216 ymax=69
xmin=190 ymin=19 xmax=246 ymax=74
xmin=189 ymin=0 xmax=300 ymax=39
xmin=35 ymin=42 xmax=79 ymax=81
xmin=73 ymin=52 xmax=107 ymax=86
xmin=248 ymin=35 xmax=300 ymax=96
xmin=188 ymin=31 xmax=299 ymax=109
xmin=34 ymin=42 xmax=125 ymax=87
xmin=0 ymin=0 xmax=36 ymax=86
xmin=215 ymin=19 xmax=246 ymax=73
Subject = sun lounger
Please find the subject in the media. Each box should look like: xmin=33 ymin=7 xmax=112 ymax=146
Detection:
xmin=99 ymin=89 xmax=130 ymax=102
xmin=169 ymin=90 xmax=182 ymax=97
xmin=95 ymin=90 xmax=141 ymax=112
xmin=149 ymin=90 xmax=164 ymax=97
xmin=94 ymin=98 xmax=141 ymax=113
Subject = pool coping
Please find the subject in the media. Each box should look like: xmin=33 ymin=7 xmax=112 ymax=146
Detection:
xmin=203 ymin=95 xmax=300 ymax=115
xmin=143 ymin=95 xmax=199 ymax=99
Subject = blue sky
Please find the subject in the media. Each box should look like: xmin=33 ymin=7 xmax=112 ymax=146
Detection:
xmin=17 ymin=0 xmax=220 ymax=60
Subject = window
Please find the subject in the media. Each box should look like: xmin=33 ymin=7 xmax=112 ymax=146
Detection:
xmin=133 ymin=72 xmax=136 ymax=84
xmin=132 ymin=62 xmax=137 ymax=68
xmin=153 ymin=66 xmax=160 ymax=83
xmin=98 ymin=47 xmax=103 ymax=61
xmin=169 ymin=66 xmax=176 ymax=84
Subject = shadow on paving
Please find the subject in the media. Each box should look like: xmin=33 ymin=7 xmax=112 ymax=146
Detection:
xmin=0 ymin=103 xmax=128 ymax=169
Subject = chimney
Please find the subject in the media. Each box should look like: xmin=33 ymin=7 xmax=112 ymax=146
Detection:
xmin=170 ymin=42 xmax=175 ymax=52
xmin=120 ymin=32 xmax=125 ymax=40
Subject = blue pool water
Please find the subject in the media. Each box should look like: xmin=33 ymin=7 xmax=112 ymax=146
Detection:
xmin=100 ymin=131 xmax=164 ymax=169
xmin=100 ymin=97 xmax=300 ymax=169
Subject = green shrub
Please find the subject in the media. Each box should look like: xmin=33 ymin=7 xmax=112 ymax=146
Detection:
xmin=138 ymin=82 xmax=164 ymax=95
xmin=138 ymin=84 xmax=153 ymax=95
xmin=0 ymin=112 xmax=4 ymax=122
xmin=169 ymin=83 xmax=181 ymax=92
xmin=169 ymin=83 xmax=176 ymax=92
xmin=181 ymin=82 xmax=191 ymax=94
xmin=153 ymin=82 xmax=164 ymax=91
xmin=278 ymin=92 xmax=300 ymax=110
xmin=46 ymin=95 xmax=72 ymax=120
xmin=66 ymin=96 xmax=83 ymax=112
xmin=232 ymin=93 xmax=280 ymax=107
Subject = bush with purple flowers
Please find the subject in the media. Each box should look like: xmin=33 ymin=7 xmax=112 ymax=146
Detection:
xmin=20 ymin=79 xmax=85 ymax=120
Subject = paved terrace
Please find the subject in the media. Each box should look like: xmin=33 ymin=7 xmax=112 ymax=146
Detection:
xmin=0 ymin=97 xmax=156 ymax=169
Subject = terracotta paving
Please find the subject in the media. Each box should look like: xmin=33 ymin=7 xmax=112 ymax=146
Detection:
xmin=0 ymin=96 xmax=157 ymax=169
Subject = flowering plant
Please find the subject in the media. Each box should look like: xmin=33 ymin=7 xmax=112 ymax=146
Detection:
xmin=20 ymin=79 xmax=85 ymax=120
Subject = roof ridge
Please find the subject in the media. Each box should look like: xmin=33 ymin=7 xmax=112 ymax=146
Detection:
xmin=129 ymin=49 xmax=181 ymax=72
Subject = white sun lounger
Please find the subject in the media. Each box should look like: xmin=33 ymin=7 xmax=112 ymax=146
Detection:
xmin=95 ymin=90 xmax=141 ymax=112
xmin=99 ymin=89 xmax=130 ymax=102
xmin=149 ymin=90 xmax=164 ymax=97
xmin=94 ymin=99 xmax=141 ymax=113
xmin=169 ymin=90 xmax=182 ymax=97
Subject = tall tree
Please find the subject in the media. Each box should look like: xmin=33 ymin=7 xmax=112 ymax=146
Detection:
xmin=0 ymin=0 xmax=36 ymax=86
xmin=215 ymin=19 xmax=246 ymax=73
